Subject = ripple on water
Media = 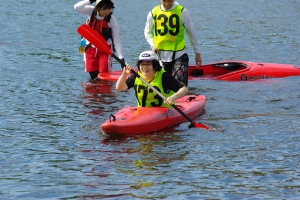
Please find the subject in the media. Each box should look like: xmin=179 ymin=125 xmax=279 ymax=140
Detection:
xmin=1 ymin=0 xmax=300 ymax=199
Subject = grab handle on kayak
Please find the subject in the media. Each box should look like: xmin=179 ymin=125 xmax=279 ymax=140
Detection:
xmin=109 ymin=114 xmax=116 ymax=122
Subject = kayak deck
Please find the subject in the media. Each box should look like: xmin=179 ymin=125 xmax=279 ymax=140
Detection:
xmin=189 ymin=61 xmax=300 ymax=81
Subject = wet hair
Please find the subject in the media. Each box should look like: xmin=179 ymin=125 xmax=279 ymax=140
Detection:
xmin=136 ymin=60 xmax=162 ymax=72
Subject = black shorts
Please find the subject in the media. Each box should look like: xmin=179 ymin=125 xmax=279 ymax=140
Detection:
xmin=163 ymin=53 xmax=189 ymax=86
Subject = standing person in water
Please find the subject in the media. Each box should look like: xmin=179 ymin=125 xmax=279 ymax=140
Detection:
xmin=116 ymin=51 xmax=188 ymax=108
xmin=144 ymin=0 xmax=202 ymax=86
xmin=74 ymin=0 xmax=125 ymax=80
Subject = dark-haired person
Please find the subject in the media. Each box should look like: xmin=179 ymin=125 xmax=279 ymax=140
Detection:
xmin=116 ymin=51 xmax=188 ymax=107
xmin=74 ymin=0 xmax=124 ymax=80
xmin=144 ymin=0 xmax=202 ymax=86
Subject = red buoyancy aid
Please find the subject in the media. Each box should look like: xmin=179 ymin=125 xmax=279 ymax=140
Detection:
xmin=86 ymin=15 xmax=112 ymax=41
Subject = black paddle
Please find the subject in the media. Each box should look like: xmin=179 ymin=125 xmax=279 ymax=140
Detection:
xmin=77 ymin=24 xmax=209 ymax=129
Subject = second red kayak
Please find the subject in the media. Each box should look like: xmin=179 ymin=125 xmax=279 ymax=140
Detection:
xmin=98 ymin=60 xmax=300 ymax=82
xmin=100 ymin=95 xmax=206 ymax=135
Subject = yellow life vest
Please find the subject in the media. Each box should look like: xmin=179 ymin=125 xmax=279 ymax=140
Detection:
xmin=134 ymin=70 xmax=175 ymax=108
xmin=151 ymin=5 xmax=185 ymax=51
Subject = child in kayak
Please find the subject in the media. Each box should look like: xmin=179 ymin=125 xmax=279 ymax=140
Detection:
xmin=74 ymin=0 xmax=125 ymax=80
xmin=116 ymin=51 xmax=188 ymax=107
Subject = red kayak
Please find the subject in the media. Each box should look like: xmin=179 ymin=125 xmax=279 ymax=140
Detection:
xmin=100 ymin=95 xmax=206 ymax=135
xmin=98 ymin=60 xmax=300 ymax=82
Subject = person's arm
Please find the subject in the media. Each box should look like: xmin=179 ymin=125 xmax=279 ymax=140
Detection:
xmin=182 ymin=9 xmax=202 ymax=66
xmin=162 ymin=73 xmax=189 ymax=105
xmin=165 ymin=87 xmax=188 ymax=105
xmin=110 ymin=16 xmax=124 ymax=60
xmin=116 ymin=63 xmax=132 ymax=91
xmin=74 ymin=0 xmax=94 ymax=17
xmin=144 ymin=11 xmax=155 ymax=51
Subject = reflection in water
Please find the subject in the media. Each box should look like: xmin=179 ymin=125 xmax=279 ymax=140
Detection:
xmin=2 ymin=0 xmax=299 ymax=198
xmin=82 ymin=132 xmax=189 ymax=196
xmin=81 ymin=80 xmax=115 ymax=95
xmin=81 ymin=80 xmax=116 ymax=115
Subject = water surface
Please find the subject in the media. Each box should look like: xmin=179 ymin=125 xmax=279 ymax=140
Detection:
xmin=0 ymin=0 xmax=299 ymax=199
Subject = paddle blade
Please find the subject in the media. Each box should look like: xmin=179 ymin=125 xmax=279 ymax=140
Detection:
xmin=189 ymin=122 xmax=210 ymax=129
xmin=77 ymin=24 xmax=112 ymax=56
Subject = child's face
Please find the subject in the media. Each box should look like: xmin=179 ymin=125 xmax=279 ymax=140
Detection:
xmin=98 ymin=7 xmax=112 ymax=17
xmin=161 ymin=0 xmax=174 ymax=11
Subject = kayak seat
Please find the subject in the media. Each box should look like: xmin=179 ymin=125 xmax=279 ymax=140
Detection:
xmin=213 ymin=63 xmax=247 ymax=71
